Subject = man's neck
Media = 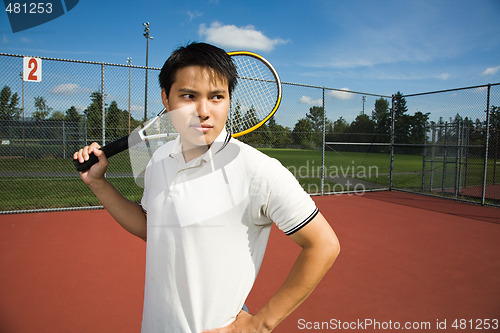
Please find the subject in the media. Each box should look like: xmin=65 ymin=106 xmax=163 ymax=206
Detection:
xmin=182 ymin=144 xmax=210 ymax=163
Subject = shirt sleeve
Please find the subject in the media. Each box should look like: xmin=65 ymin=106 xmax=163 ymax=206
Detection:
xmin=140 ymin=156 xmax=154 ymax=214
xmin=140 ymin=175 xmax=148 ymax=213
xmin=260 ymin=158 xmax=319 ymax=235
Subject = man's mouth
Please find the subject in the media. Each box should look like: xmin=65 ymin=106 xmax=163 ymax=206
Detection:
xmin=191 ymin=123 xmax=213 ymax=133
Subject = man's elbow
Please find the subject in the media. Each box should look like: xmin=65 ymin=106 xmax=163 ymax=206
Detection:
xmin=324 ymin=234 xmax=340 ymax=268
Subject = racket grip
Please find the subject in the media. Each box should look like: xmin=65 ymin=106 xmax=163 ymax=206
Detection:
xmin=73 ymin=135 xmax=129 ymax=172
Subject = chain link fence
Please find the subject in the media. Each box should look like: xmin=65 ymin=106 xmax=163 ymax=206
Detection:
xmin=396 ymin=85 xmax=499 ymax=205
xmin=1 ymin=53 xmax=499 ymax=213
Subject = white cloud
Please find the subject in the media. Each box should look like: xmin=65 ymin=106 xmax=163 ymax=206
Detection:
xmin=482 ymin=66 xmax=500 ymax=76
xmin=299 ymin=96 xmax=322 ymax=106
xmin=74 ymin=105 xmax=87 ymax=113
xmin=436 ymin=73 xmax=451 ymax=80
xmin=2 ymin=34 xmax=8 ymax=43
xmin=50 ymin=83 xmax=89 ymax=95
xmin=327 ymin=88 xmax=354 ymax=100
xmin=130 ymin=105 xmax=144 ymax=112
xmin=186 ymin=10 xmax=202 ymax=21
xmin=199 ymin=22 xmax=288 ymax=52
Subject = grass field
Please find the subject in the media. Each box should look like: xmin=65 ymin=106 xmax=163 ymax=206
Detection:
xmin=0 ymin=148 xmax=495 ymax=211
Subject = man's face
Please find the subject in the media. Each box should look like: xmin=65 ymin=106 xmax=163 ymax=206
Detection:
xmin=162 ymin=65 xmax=230 ymax=158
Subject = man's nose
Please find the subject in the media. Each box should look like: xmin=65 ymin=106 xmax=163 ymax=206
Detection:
xmin=196 ymin=100 xmax=209 ymax=119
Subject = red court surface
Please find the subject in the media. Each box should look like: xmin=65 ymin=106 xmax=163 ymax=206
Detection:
xmin=1 ymin=191 xmax=499 ymax=333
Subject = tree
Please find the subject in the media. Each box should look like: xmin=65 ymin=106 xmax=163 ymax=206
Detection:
xmin=348 ymin=113 xmax=376 ymax=142
xmin=106 ymin=101 xmax=129 ymax=139
xmin=372 ymin=98 xmax=390 ymax=140
xmin=306 ymin=106 xmax=324 ymax=131
xmin=489 ymin=105 xmax=500 ymax=159
xmin=393 ymin=91 xmax=410 ymax=143
xmin=408 ymin=111 xmax=430 ymax=144
xmin=324 ymin=119 xmax=334 ymax=142
xmin=267 ymin=114 xmax=277 ymax=128
xmin=236 ymin=106 xmax=264 ymax=145
xmin=270 ymin=119 xmax=292 ymax=148
xmin=489 ymin=106 xmax=500 ymax=132
xmin=84 ymin=91 xmax=105 ymax=140
xmin=0 ymin=85 xmax=20 ymax=120
xmin=49 ymin=111 xmax=66 ymax=120
xmin=65 ymin=106 xmax=81 ymax=121
xmin=330 ymin=117 xmax=349 ymax=142
xmin=292 ymin=118 xmax=314 ymax=149
xmin=270 ymin=124 xmax=292 ymax=148
xmin=33 ymin=96 xmax=52 ymax=120
xmin=266 ymin=114 xmax=292 ymax=148
xmin=227 ymin=102 xmax=243 ymax=134
xmin=393 ymin=91 xmax=408 ymax=119
xmin=243 ymin=107 xmax=259 ymax=128
xmin=240 ymin=123 xmax=272 ymax=147
xmin=306 ymin=106 xmax=325 ymax=146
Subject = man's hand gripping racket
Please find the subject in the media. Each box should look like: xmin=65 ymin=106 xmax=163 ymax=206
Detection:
xmin=73 ymin=51 xmax=282 ymax=172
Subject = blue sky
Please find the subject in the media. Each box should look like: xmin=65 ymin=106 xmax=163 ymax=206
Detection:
xmin=1 ymin=0 xmax=500 ymax=124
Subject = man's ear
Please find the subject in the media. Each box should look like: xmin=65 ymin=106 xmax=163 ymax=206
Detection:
xmin=161 ymin=89 xmax=170 ymax=111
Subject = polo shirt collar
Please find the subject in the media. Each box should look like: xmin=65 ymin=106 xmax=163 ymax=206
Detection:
xmin=169 ymin=128 xmax=232 ymax=165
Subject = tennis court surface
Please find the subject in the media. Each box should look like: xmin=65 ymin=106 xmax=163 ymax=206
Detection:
xmin=1 ymin=191 xmax=499 ymax=332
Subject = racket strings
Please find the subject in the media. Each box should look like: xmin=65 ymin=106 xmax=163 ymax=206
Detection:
xmin=229 ymin=55 xmax=278 ymax=134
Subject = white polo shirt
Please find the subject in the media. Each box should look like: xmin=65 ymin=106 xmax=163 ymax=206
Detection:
xmin=140 ymin=129 xmax=318 ymax=332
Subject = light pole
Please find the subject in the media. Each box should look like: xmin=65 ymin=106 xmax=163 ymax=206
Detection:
xmin=19 ymin=72 xmax=26 ymax=157
xmin=143 ymin=22 xmax=153 ymax=122
xmin=127 ymin=57 xmax=132 ymax=133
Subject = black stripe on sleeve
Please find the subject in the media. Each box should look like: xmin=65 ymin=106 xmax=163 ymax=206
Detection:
xmin=284 ymin=207 xmax=319 ymax=236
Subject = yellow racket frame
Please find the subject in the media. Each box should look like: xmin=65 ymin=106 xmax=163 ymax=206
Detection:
xmin=227 ymin=51 xmax=282 ymax=137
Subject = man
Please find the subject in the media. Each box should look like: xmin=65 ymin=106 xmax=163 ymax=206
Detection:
xmin=74 ymin=42 xmax=340 ymax=332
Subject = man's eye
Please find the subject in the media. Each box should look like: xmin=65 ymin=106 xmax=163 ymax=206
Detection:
xmin=212 ymin=95 xmax=224 ymax=101
xmin=182 ymin=94 xmax=194 ymax=99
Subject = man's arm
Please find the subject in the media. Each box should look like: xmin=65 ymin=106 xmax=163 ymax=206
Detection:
xmin=205 ymin=211 xmax=340 ymax=332
xmin=74 ymin=142 xmax=147 ymax=241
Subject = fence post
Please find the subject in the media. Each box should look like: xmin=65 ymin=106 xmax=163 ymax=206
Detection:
xmin=455 ymin=120 xmax=462 ymax=196
xmin=389 ymin=95 xmax=395 ymax=190
xmin=442 ymin=122 xmax=448 ymax=192
xmin=84 ymin=116 xmax=87 ymax=146
xmin=421 ymin=123 xmax=427 ymax=191
xmin=430 ymin=125 xmax=436 ymax=191
xmin=321 ymin=88 xmax=326 ymax=196
xmin=62 ymin=120 xmax=66 ymax=159
xmin=9 ymin=124 xmax=13 ymax=156
xmin=101 ymin=63 xmax=106 ymax=145
xmin=481 ymin=84 xmax=491 ymax=205
xmin=463 ymin=123 xmax=470 ymax=188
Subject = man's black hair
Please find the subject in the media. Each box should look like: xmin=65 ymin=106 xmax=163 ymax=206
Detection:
xmin=159 ymin=42 xmax=238 ymax=98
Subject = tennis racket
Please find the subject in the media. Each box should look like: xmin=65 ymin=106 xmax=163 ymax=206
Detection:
xmin=73 ymin=51 xmax=282 ymax=172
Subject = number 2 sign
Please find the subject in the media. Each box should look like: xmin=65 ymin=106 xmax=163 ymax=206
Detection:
xmin=23 ymin=57 xmax=42 ymax=82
